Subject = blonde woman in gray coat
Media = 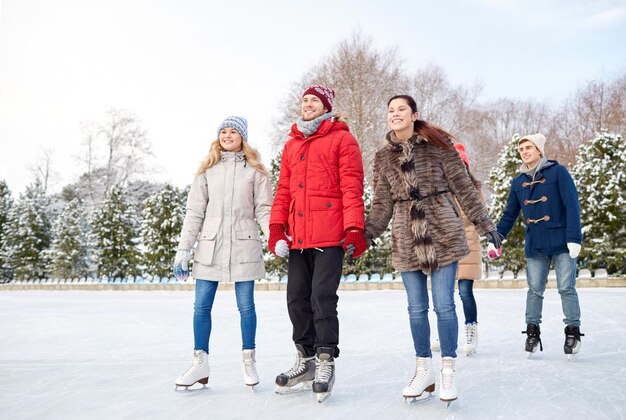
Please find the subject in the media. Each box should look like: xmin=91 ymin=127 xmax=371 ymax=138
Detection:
xmin=173 ymin=116 xmax=273 ymax=391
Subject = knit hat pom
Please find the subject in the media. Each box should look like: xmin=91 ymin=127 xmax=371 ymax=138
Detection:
xmin=302 ymin=85 xmax=335 ymax=112
xmin=217 ymin=116 xmax=248 ymax=141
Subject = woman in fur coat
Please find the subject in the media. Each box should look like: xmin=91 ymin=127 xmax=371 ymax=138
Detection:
xmin=172 ymin=116 xmax=273 ymax=391
xmin=364 ymin=95 xmax=501 ymax=406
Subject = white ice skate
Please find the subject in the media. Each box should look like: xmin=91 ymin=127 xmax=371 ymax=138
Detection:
xmin=403 ymin=357 xmax=436 ymax=405
xmin=275 ymin=344 xmax=316 ymax=395
xmin=312 ymin=348 xmax=335 ymax=403
xmin=439 ymin=357 xmax=458 ymax=408
xmin=175 ymin=350 xmax=210 ymax=391
xmin=242 ymin=349 xmax=259 ymax=388
xmin=431 ymin=338 xmax=440 ymax=352
xmin=463 ymin=323 xmax=478 ymax=356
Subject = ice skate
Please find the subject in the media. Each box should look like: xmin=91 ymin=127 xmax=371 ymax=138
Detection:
xmin=275 ymin=344 xmax=316 ymax=395
xmin=431 ymin=338 xmax=440 ymax=352
xmin=463 ymin=323 xmax=478 ymax=356
xmin=403 ymin=357 xmax=435 ymax=405
xmin=522 ymin=324 xmax=543 ymax=357
xmin=175 ymin=350 xmax=210 ymax=391
xmin=564 ymin=325 xmax=584 ymax=360
xmin=312 ymin=347 xmax=335 ymax=403
xmin=242 ymin=349 xmax=259 ymax=388
xmin=439 ymin=357 xmax=457 ymax=408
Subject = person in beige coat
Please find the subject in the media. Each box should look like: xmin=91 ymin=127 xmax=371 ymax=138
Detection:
xmin=172 ymin=116 xmax=273 ymax=391
xmin=453 ymin=143 xmax=483 ymax=357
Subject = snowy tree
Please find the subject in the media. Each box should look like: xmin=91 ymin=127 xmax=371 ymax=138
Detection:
xmin=488 ymin=134 xmax=526 ymax=273
xmin=47 ymin=198 xmax=90 ymax=279
xmin=344 ymin=177 xmax=394 ymax=275
xmin=91 ymin=185 xmax=140 ymax=278
xmin=571 ymin=132 xmax=626 ymax=274
xmin=0 ymin=181 xmax=14 ymax=280
xmin=2 ymin=180 xmax=52 ymax=280
xmin=270 ymin=30 xmax=408 ymax=183
xmin=264 ymin=153 xmax=289 ymax=277
xmin=141 ymin=184 xmax=185 ymax=278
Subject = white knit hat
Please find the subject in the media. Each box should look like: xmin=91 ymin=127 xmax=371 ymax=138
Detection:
xmin=519 ymin=133 xmax=546 ymax=156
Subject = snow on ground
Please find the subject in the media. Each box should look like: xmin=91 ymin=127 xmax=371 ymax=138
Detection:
xmin=1 ymin=288 xmax=625 ymax=420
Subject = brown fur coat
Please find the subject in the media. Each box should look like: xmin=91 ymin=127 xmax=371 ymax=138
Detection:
xmin=365 ymin=131 xmax=495 ymax=273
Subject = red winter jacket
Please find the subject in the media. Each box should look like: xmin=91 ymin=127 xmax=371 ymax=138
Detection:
xmin=270 ymin=118 xmax=365 ymax=249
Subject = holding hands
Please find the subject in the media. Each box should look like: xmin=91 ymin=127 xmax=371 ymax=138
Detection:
xmin=269 ymin=224 xmax=291 ymax=258
xmin=485 ymin=231 xmax=504 ymax=259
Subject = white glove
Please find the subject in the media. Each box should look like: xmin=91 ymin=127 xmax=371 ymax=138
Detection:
xmin=487 ymin=242 xmax=502 ymax=259
xmin=275 ymin=239 xmax=290 ymax=258
xmin=567 ymin=243 xmax=581 ymax=259
xmin=173 ymin=249 xmax=192 ymax=281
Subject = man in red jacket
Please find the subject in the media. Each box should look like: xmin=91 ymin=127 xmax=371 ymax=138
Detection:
xmin=269 ymin=84 xmax=366 ymax=402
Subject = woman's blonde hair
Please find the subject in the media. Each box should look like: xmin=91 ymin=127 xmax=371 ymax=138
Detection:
xmin=196 ymin=139 xmax=268 ymax=176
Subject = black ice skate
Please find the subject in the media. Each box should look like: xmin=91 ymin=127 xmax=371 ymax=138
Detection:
xmin=564 ymin=325 xmax=585 ymax=360
xmin=522 ymin=324 xmax=543 ymax=357
xmin=275 ymin=344 xmax=316 ymax=395
xmin=312 ymin=347 xmax=335 ymax=403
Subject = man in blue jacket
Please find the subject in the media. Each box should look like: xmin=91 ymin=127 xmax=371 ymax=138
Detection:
xmin=495 ymin=133 xmax=584 ymax=359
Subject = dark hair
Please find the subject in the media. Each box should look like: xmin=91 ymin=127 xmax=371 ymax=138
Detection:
xmin=387 ymin=95 xmax=454 ymax=149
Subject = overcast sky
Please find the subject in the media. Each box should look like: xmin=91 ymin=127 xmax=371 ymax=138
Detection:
xmin=1 ymin=0 xmax=625 ymax=196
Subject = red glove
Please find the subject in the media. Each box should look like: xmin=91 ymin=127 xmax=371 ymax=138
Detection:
xmin=268 ymin=224 xmax=290 ymax=255
xmin=343 ymin=229 xmax=367 ymax=259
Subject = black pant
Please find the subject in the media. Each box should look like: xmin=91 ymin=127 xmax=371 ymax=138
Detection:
xmin=287 ymin=246 xmax=344 ymax=358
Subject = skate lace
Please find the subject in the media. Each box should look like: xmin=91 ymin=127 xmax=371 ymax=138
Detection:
xmin=315 ymin=358 xmax=334 ymax=383
xmin=441 ymin=360 xmax=455 ymax=391
xmin=408 ymin=360 xmax=429 ymax=389
xmin=283 ymin=354 xmax=308 ymax=379
xmin=182 ymin=351 xmax=205 ymax=378
xmin=465 ymin=325 xmax=476 ymax=345
xmin=243 ymin=358 xmax=257 ymax=377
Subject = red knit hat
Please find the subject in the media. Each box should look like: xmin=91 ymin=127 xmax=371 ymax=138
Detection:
xmin=302 ymin=85 xmax=335 ymax=112
xmin=454 ymin=143 xmax=470 ymax=169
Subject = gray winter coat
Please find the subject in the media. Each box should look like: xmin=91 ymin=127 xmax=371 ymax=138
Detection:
xmin=178 ymin=151 xmax=273 ymax=282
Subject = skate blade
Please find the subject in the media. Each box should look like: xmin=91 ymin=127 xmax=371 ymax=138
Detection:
xmin=275 ymin=381 xmax=313 ymax=395
xmin=566 ymin=354 xmax=576 ymax=361
xmin=174 ymin=383 xmax=208 ymax=393
xmin=404 ymin=392 xmax=434 ymax=405
xmin=316 ymin=392 xmax=331 ymax=403
xmin=440 ymin=397 xmax=457 ymax=408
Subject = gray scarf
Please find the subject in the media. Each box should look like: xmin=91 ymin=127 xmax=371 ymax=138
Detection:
xmin=296 ymin=112 xmax=334 ymax=138
xmin=520 ymin=156 xmax=548 ymax=179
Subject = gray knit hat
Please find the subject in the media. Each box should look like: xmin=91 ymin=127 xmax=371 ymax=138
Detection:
xmin=217 ymin=116 xmax=248 ymax=141
xmin=519 ymin=133 xmax=546 ymax=156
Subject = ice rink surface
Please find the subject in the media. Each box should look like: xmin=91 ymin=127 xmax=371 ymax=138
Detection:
xmin=1 ymin=288 xmax=625 ymax=420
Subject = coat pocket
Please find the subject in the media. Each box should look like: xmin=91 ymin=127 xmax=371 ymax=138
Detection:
xmin=234 ymin=228 xmax=263 ymax=263
xmin=195 ymin=218 xmax=221 ymax=265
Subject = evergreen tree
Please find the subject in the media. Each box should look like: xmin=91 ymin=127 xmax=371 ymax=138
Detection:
xmin=0 ymin=181 xmax=14 ymax=280
xmin=264 ymin=152 xmax=288 ymax=277
xmin=48 ymin=198 xmax=89 ymax=279
xmin=571 ymin=132 xmax=626 ymax=273
xmin=488 ymin=134 xmax=526 ymax=273
xmin=141 ymin=183 xmax=185 ymax=277
xmin=91 ymin=185 xmax=140 ymax=278
xmin=344 ymin=177 xmax=394 ymax=275
xmin=3 ymin=180 xmax=52 ymax=280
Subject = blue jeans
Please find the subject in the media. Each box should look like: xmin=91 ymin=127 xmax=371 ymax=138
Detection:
xmin=526 ymin=253 xmax=581 ymax=327
xmin=401 ymin=262 xmax=458 ymax=358
xmin=193 ymin=279 xmax=257 ymax=352
xmin=458 ymin=279 xmax=477 ymax=324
